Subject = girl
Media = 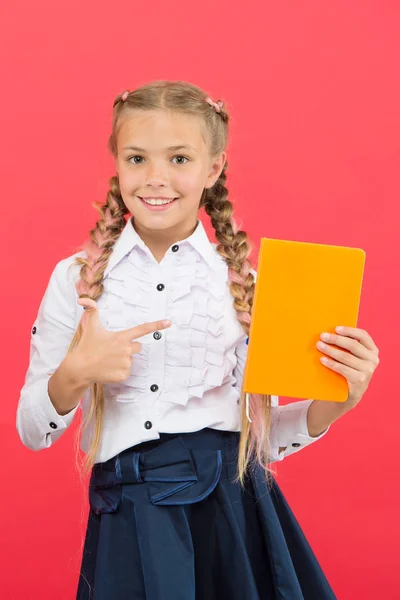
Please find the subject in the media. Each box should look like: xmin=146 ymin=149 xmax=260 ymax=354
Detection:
xmin=17 ymin=80 xmax=379 ymax=600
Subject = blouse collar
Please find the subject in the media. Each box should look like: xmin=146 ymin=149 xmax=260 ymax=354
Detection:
xmin=103 ymin=217 xmax=218 ymax=277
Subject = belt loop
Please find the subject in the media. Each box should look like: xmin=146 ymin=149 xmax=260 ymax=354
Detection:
xmin=133 ymin=452 xmax=144 ymax=483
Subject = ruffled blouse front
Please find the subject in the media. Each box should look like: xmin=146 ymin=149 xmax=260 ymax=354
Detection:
xmin=101 ymin=240 xmax=228 ymax=408
xmin=16 ymin=218 xmax=329 ymax=464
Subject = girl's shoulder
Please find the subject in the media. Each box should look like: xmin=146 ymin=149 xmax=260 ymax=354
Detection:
xmin=57 ymin=249 xmax=87 ymax=278
xmin=35 ymin=250 xmax=89 ymax=330
xmin=46 ymin=249 xmax=87 ymax=298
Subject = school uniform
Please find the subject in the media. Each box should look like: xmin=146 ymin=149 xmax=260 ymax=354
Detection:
xmin=17 ymin=218 xmax=337 ymax=599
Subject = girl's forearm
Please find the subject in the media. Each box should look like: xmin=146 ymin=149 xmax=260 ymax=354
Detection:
xmin=48 ymin=352 xmax=91 ymax=416
xmin=307 ymin=399 xmax=352 ymax=437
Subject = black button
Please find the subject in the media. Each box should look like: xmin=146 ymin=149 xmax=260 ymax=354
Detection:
xmin=150 ymin=384 xmax=159 ymax=392
xmin=157 ymin=283 xmax=165 ymax=291
xmin=32 ymin=326 xmax=37 ymax=334
xmin=153 ymin=331 xmax=162 ymax=340
xmin=144 ymin=421 xmax=153 ymax=430
xmin=292 ymin=443 xmax=301 ymax=447
xmin=49 ymin=422 xmax=57 ymax=429
xmin=171 ymin=244 xmax=179 ymax=252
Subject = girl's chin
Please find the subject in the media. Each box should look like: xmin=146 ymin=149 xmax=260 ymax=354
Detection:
xmin=130 ymin=211 xmax=178 ymax=228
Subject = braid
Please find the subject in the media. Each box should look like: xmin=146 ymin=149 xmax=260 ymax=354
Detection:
xmin=202 ymin=162 xmax=255 ymax=333
xmin=203 ymin=165 xmax=273 ymax=485
xmin=75 ymin=176 xmax=129 ymax=301
xmin=68 ymin=176 xmax=128 ymax=474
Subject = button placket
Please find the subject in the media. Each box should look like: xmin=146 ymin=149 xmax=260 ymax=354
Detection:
xmin=146 ymin=263 xmax=169 ymax=397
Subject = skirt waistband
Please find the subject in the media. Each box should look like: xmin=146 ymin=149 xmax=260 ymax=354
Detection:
xmin=121 ymin=428 xmax=238 ymax=456
xmin=89 ymin=429 xmax=240 ymax=512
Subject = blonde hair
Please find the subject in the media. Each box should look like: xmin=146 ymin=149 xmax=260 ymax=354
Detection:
xmin=68 ymin=80 xmax=273 ymax=484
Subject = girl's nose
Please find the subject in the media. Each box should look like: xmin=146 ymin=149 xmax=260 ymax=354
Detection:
xmin=145 ymin=164 xmax=169 ymax=185
xmin=146 ymin=176 xmax=168 ymax=186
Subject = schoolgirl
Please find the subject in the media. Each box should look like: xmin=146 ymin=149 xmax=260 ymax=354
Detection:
xmin=17 ymin=80 xmax=379 ymax=599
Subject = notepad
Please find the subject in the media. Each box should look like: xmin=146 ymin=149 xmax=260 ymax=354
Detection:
xmin=243 ymin=238 xmax=366 ymax=402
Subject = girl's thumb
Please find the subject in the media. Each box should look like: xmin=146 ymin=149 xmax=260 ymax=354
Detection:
xmin=77 ymin=298 xmax=100 ymax=327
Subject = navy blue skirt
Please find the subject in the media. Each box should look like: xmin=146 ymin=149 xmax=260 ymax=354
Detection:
xmin=77 ymin=429 xmax=336 ymax=599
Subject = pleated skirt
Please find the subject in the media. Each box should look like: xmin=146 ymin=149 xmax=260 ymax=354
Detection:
xmin=77 ymin=428 xmax=337 ymax=599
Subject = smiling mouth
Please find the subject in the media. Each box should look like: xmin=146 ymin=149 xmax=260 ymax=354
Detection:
xmin=138 ymin=197 xmax=178 ymax=206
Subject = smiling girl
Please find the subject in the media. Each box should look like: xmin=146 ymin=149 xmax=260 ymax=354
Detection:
xmin=17 ymin=80 xmax=379 ymax=600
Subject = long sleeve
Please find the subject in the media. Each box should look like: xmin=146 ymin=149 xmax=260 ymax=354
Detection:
xmin=233 ymin=333 xmax=330 ymax=463
xmin=16 ymin=255 xmax=82 ymax=451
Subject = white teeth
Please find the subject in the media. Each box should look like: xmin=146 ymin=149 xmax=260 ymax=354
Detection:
xmin=142 ymin=198 xmax=175 ymax=206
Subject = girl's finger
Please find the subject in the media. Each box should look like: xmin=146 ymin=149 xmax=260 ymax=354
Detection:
xmin=77 ymin=298 xmax=97 ymax=311
xmin=334 ymin=327 xmax=379 ymax=353
xmin=319 ymin=333 xmax=371 ymax=361
xmin=124 ymin=319 xmax=172 ymax=341
xmin=317 ymin=341 xmax=366 ymax=370
xmin=320 ymin=357 xmax=367 ymax=383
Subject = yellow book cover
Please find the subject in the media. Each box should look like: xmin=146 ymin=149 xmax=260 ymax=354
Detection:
xmin=243 ymin=239 xmax=366 ymax=402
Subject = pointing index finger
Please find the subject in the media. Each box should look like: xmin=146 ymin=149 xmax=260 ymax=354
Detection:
xmin=125 ymin=319 xmax=172 ymax=340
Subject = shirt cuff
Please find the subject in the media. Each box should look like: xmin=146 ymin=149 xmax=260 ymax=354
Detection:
xmin=18 ymin=378 xmax=80 ymax=449
xmin=269 ymin=399 xmax=330 ymax=462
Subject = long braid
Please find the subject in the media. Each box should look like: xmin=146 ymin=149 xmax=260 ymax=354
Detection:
xmin=202 ymin=163 xmax=255 ymax=326
xmin=202 ymin=164 xmax=273 ymax=484
xmin=75 ymin=176 xmax=128 ymax=300
xmin=68 ymin=176 xmax=128 ymax=473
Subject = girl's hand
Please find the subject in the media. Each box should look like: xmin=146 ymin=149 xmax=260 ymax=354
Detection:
xmin=316 ymin=326 xmax=380 ymax=408
xmin=75 ymin=298 xmax=171 ymax=385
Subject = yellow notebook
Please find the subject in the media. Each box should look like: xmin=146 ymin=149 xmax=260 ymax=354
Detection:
xmin=243 ymin=238 xmax=366 ymax=402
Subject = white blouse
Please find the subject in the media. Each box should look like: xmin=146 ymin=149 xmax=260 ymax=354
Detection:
xmin=16 ymin=218 xmax=329 ymax=464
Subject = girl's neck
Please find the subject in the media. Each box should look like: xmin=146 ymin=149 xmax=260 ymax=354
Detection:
xmin=131 ymin=217 xmax=199 ymax=263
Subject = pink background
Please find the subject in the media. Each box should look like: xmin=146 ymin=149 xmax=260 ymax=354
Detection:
xmin=1 ymin=1 xmax=399 ymax=598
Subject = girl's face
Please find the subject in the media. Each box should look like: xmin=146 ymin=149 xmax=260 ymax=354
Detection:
xmin=115 ymin=109 xmax=226 ymax=237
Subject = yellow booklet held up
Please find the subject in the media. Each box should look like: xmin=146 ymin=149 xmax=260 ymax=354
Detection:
xmin=243 ymin=239 xmax=366 ymax=402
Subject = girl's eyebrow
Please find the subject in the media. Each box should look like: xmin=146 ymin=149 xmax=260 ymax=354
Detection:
xmin=122 ymin=144 xmax=198 ymax=153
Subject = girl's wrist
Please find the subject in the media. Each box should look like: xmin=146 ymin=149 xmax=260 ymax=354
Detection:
xmin=48 ymin=353 xmax=92 ymax=416
xmin=64 ymin=350 xmax=94 ymax=387
xmin=307 ymin=398 xmax=353 ymax=438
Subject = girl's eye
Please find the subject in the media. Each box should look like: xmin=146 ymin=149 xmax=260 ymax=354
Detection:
xmin=172 ymin=155 xmax=189 ymax=165
xmin=128 ymin=155 xmax=190 ymax=165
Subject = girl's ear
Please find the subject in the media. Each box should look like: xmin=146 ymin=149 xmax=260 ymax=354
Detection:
xmin=205 ymin=152 xmax=226 ymax=189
